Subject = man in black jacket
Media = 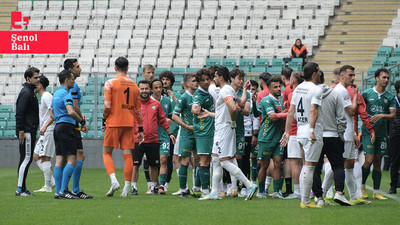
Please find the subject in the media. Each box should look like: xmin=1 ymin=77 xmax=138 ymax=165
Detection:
xmin=389 ymin=80 xmax=400 ymax=194
xmin=15 ymin=67 xmax=40 ymax=196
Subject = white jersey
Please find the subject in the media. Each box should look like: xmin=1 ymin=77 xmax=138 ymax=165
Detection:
xmin=39 ymin=92 xmax=55 ymax=131
xmin=291 ymin=81 xmax=323 ymax=138
xmin=215 ymin=84 xmax=236 ymax=130
xmin=208 ymin=83 xmax=220 ymax=108
xmin=334 ymin=83 xmax=355 ymax=141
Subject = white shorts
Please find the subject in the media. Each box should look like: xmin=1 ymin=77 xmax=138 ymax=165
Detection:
xmin=298 ymin=137 xmax=323 ymax=162
xmin=34 ymin=131 xmax=55 ymax=158
xmin=288 ymin=135 xmax=301 ymax=158
xmin=213 ymin=127 xmax=236 ymax=158
xmin=173 ymin=128 xmax=180 ymax=156
xmin=343 ymin=140 xmax=357 ymax=159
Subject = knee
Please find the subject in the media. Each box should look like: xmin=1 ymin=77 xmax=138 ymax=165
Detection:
xmin=160 ymin=157 xmax=168 ymax=166
xmin=77 ymin=150 xmax=85 ymax=161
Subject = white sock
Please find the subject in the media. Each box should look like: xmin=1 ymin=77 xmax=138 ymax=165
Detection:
xmin=266 ymin=176 xmax=272 ymax=189
xmin=123 ymin=181 xmax=130 ymax=192
xmin=36 ymin=159 xmax=43 ymax=171
xmin=294 ymin=184 xmax=300 ymax=195
xmin=220 ymin=159 xmax=252 ymax=189
xmin=353 ymin=161 xmax=362 ymax=197
xmin=192 ymin=168 xmax=196 ymax=188
xmin=176 ymin=168 xmax=179 ymax=178
xmin=299 ymin=166 xmax=304 ymax=193
xmin=131 ymin=182 xmax=137 ymax=189
xmin=230 ymin=158 xmax=238 ymax=189
xmin=373 ymin=189 xmax=379 ymax=195
xmin=151 ymin=182 xmax=157 ymax=189
xmin=211 ymin=156 xmax=223 ymax=195
xmin=322 ymin=164 xmax=334 ymax=196
xmin=301 ymin=165 xmax=315 ymax=204
xmin=42 ymin=161 xmax=52 ymax=189
xmin=110 ymin=173 xmax=118 ymax=184
xmin=345 ymin=168 xmax=358 ymax=200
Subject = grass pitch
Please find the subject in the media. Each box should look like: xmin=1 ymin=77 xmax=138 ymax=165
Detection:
xmin=1 ymin=168 xmax=399 ymax=225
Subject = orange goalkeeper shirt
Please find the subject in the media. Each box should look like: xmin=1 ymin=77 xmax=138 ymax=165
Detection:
xmin=103 ymin=75 xmax=143 ymax=128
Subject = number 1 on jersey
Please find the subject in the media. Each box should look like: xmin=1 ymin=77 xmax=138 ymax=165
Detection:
xmin=124 ymin=87 xmax=130 ymax=104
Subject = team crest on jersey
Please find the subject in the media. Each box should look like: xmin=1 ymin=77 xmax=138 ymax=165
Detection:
xmin=164 ymin=104 xmax=168 ymax=109
xmin=384 ymin=98 xmax=388 ymax=104
xmin=152 ymin=106 xmax=156 ymax=110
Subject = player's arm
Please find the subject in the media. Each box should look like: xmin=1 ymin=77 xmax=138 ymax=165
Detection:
xmin=40 ymin=107 xmax=55 ymax=135
xmin=66 ymin=104 xmax=82 ymax=122
xmin=309 ymin=103 xmax=319 ymax=143
xmin=197 ymin=108 xmax=215 ymax=119
xmin=336 ymin=96 xmax=346 ymax=140
xmin=16 ymin=90 xmax=29 ymax=144
xmin=356 ymin=92 xmax=375 ymax=142
xmin=172 ymin=113 xmax=193 ymax=132
xmin=345 ymin=86 xmax=358 ymax=116
xmin=191 ymin=103 xmax=201 ymax=115
xmin=225 ymin=95 xmax=238 ymax=122
xmin=72 ymin=98 xmax=83 ymax=118
xmin=240 ymin=102 xmax=250 ymax=116
xmin=280 ymin=104 xmax=295 ymax=147
xmin=371 ymin=108 xmax=396 ymax=123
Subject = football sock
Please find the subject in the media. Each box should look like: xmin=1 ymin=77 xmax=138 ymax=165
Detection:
xmin=230 ymin=158 xmax=238 ymax=189
xmin=345 ymin=168 xmax=357 ymax=200
xmin=362 ymin=166 xmax=370 ymax=184
xmin=72 ymin=160 xmax=83 ymax=193
xmin=110 ymin=173 xmax=118 ymax=184
xmin=259 ymin=181 xmax=265 ymax=193
xmin=42 ymin=161 xmax=52 ymax=189
xmin=179 ymin=165 xmax=188 ymax=190
xmin=54 ymin=166 xmax=63 ymax=194
xmin=61 ymin=163 xmax=74 ymax=194
xmin=131 ymin=182 xmax=137 ymax=189
xmin=353 ymin=161 xmax=362 ymax=197
xmin=194 ymin=164 xmax=201 ymax=188
xmin=199 ymin=166 xmax=210 ymax=190
xmin=273 ymin=179 xmax=282 ymax=193
xmin=123 ymin=154 xmax=133 ymax=182
xmin=160 ymin=174 xmax=167 ymax=186
xmin=211 ymin=156 xmax=222 ymax=194
xmin=35 ymin=159 xmax=43 ymax=171
xmin=251 ymin=158 xmax=258 ymax=181
xmin=301 ymin=165 xmax=315 ymax=204
xmin=266 ymin=176 xmax=272 ymax=189
xmin=143 ymin=160 xmax=151 ymax=183
xmin=294 ymin=184 xmax=300 ymax=195
xmin=123 ymin=181 xmax=130 ymax=193
xmin=372 ymin=170 xmax=382 ymax=190
xmin=285 ymin=178 xmax=292 ymax=193
xmin=279 ymin=167 xmax=284 ymax=191
xmin=103 ymin=152 xmax=115 ymax=175
xmin=322 ymin=163 xmax=334 ymax=196
xmin=220 ymin=159 xmax=252 ymax=189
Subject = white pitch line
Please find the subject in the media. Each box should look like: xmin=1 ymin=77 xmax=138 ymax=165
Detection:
xmin=365 ymin=185 xmax=400 ymax=202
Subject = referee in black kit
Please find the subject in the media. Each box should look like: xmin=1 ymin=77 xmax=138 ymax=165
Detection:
xmin=15 ymin=67 xmax=40 ymax=196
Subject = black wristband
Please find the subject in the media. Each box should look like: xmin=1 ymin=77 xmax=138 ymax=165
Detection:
xmin=80 ymin=120 xmax=86 ymax=125
xmin=102 ymin=118 xmax=106 ymax=127
xmin=253 ymin=134 xmax=258 ymax=137
xmin=138 ymin=127 xmax=144 ymax=132
xmin=168 ymin=133 xmax=173 ymax=136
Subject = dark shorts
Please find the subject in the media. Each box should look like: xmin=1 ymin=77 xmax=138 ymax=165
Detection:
xmin=54 ymin=123 xmax=78 ymax=156
xmin=132 ymin=143 xmax=160 ymax=167
xmin=74 ymin=123 xmax=83 ymax=150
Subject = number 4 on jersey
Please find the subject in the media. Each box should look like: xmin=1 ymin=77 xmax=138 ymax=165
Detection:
xmin=297 ymin=97 xmax=304 ymax=116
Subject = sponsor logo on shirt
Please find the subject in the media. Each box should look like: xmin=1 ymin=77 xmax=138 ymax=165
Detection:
xmin=152 ymin=106 xmax=156 ymax=110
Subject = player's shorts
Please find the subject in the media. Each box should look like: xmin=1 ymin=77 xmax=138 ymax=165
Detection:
xmin=173 ymin=128 xmax=180 ymax=155
xmin=132 ymin=143 xmax=160 ymax=167
xmin=54 ymin=123 xmax=78 ymax=156
xmin=362 ymin=135 xmax=387 ymax=155
xmin=213 ymin=127 xmax=236 ymax=158
xmin=297 ymin=137 xmax=323 ymax=162
xmin=257 ymin=141 xmax=283 ymax=160
xmin=343 ymin=140 xmax=357 ymax=159
xmin=103 ymin=127 xmax=135 ymax=150
xmin=195 ymin=137 xmax=213 ymax=155
xmin=74 ymin=123 xmax=83 ymax=149
xmin=159 ymin=140 xmax=170 ymax=156
xmin=235 ymin=136 xmax=245 ymax=155
xmin=34 ymin=130 xmax=55 ymax=158
xmin=179 ymin=136 xmax=196 ymax=157
xmin=251 ymin=143 xmax=259 ymax=156
xmin=287 ymin=135 xmax=301 ymax=158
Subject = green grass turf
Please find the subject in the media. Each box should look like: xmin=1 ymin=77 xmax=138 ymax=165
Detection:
xmin=1 ymin=168 xmax=399 ymax=225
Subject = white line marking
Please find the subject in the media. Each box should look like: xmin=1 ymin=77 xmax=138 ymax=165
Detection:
xmin=365 ymin=185 xmax=400 ymax=202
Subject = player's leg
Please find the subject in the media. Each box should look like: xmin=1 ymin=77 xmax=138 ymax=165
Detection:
xmin=145 ymin=143 xmax=160 ymax=195
xmin=361 ymin=134 xmax=374 ymax=198
xmin=17 ymin=132 xmax=35 ymax=195
xmin=287 ymin=136 xmax=301 ymax=198
xmin=131 ymin=143 xmax=143 ymax=195
xmin=343 ymin=141 xmax=358 ymax=202
xmin=178 ymin=137 xmax=195 ymax=198
xmin=371 ymin=137 xmax=388 ymax=200
xmin=250 ymin=143 xmax=260 ymax=183
xmin=158 ymin=140 xmax=170 ymax=194
xmin=33 ymin=136 xmax=45 ymax=191
xmin=103 ymin=127 xmax=120 ymax=196
xmin=196 ymin=138 xmax=212 ymax=196
xmin=54 ymin=155 xmax=66 ymax=198
xmin=311 ymin=149 xmax=326 ymax=206
xmin=165 ymin=139 xmax=174 ymax=191
xmin=272 ymin=155 xmax=284 ymax=198
xmin=60 ymin=154 xmax=77 ymax=196
xmin=389 ymin=135 xmax=400 ymax=194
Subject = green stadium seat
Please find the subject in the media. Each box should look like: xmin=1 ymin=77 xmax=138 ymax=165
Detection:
xmin=82 ymin=95 xmax=95 ymax=105
xmin=187 ymin=68 xmax=201 ymax=73
xmin=393 ymin=48 xmax=400 ymax=57
xmin=98 ymin=96 xmax=104 ymax=105
xmin=206 ymin=58 xmax=221 ymax=67
xmin=367 ymin=67 xmax=380 ymax=76
xmin=155 ymin=68 xmax=169 ymax=75
xmin=222 ymin=58 xmax=236 ymax=70
xmin=80 ymin=105 xmax=94 ymax=114
xmin=170 ymin=67 xmax=186 ymax=74
xmin=267 ymin=67 xmax=283 ymax=75
xmin=289 ymin=66 xmax=302 ymax=72
xmin=0 ymin=121 xmax=7 ymax=129
xmin=85 ymin=85 xmax=102 ymax=95
xmin=251 ymin=67 xmax=266 ymax=73
xmin=289 ymin=58 xmax=303 ymax=67
xmin=272 ymin=58 xmax=285 ymax=68
xmin=0 ymin=130 xmax=3 ymax=137
xmin=377 ymin=47 xmax=392 ymax=58
xmin=52 ymin=86 xmax=59 ymax=94
xmin=3 ymin=130 xmax=16 ymax=138
xmin=239 ymin=58 xmax=254 ymax=69
xmin=240 ymin=67 xmax=251 ymax=73
xmin=255 ymin=58 xmax=270 ymax=68
xmin=88 ymin=77 xmax=104 ymax=86
xmin=0 ymin=105 xmax=13 ymax=113
xmin=388 ymin=57 xmax=400 ymax=66
xmin=0 ymin=113 xmax=10 ymax=120
xmin=372 ymin=56 xmax=387 ymax=67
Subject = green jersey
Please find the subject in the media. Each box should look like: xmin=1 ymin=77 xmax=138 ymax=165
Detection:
xmin=155 ymin=95 xmax=173 ymax=142
xmin=164 ymin=88 xmax=181 ymax=136
xmin=192 ymin=87 xmax=215 ymax=138
xmin=362 ymin=87 xmax=396 ymax=137
xmin=174 ymin=90 xmax=195 ymax=138
xmin=257 ymin=94 xmax=284 ymax=143
xmin=235 ymin=89 xmax=251 ymax=137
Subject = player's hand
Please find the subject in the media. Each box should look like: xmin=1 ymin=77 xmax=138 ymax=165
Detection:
xmin=198 ymin=108 xmax=211 ymax=119
xmin=352 ymin=84 xmax=358 ymax=96
xmin=81 ymin=123 xmax=88 ymax=133
xmin=280 ymin=132 xmax=289 ymax=147
xmin=18 ymin=131 xmax=27 ymax=145
xmin=268 ymin=113 xmax=278 ymax=121
xmin=370 ymin=114 xmax=383 ymax=123
xmin=102 ymin=118 xmax=106 ymax=132
xmin=354 ymin=135 xmax=361 ymax=149
xmin=235 ymin=104 xmax=242 ymax=112
xmin=169 ymin=134 xmax=176 ymax=145
xmin=137 ymin=132 xmax=144 ymax=145
xmin=251 ymin=135 xmax=258 ymax=147
xmin=244 ymin=80 xmax=251 ymax=90
xmin=276 ymin=105 xmax=283 ymax=113
xmin=39 ymin=127 xmax=47 ymax=136
xmin=167 ymin=90 xmax=177 ymax=102
xmin=309 ymin=132 xmax=317 ymax=146
xmin=83 ymin=114 xmax=87 ymax=121
xmin=370 ymin=130 xmax=376 ymax=145
xmin=186 ymin=125 xmax=194 ymax=133
xmin=192 ymin=104 xmax=201 ymax=115
xmin=251 ymin=93 xmax=257 ymax=103
xmin=167 ymin=118 xmax=173 ymax=126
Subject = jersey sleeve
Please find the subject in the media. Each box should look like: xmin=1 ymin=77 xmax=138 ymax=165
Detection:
xmin=246 ymin=91 xmax=251 ymax=103
xmin=174 ymin=95 xmax=184 ymax=114
xmin=192 ymin=92 xmax=201 ymax=106
xmin=311 ymin=86 xmax=323 ymax=106
xmin=157 ymin=101 xmax=170 ymax=131
xmin=103 ymin=79 xmax=113 ymax=109
xmin=63 ymin=93 xmax=74 ymax=107
xmin=167 ymin=99 xmax=173 ymax=118
xmin=389 ymin=95 xmax=396 ymax=109
xmin=70 ymin=83 xmax=80 ymax=100
xmin=44 ymin=93 xmax=53 ymax=110
xmin=264 ymin=98 xmax=275 ymax=115
xmin=337 ymin=87 xmax=352 ymax=108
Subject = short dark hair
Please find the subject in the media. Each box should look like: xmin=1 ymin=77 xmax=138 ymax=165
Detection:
xmin=63 ymin=58 xmax=77 ymax=70
xmin=183 ymin=73 xmax=196 ymax=83
xmin=217 ymin=67 xmax=230 ymax=82
xmin=320 ymin=71 xmax=325 ymax=84
xmin=143 ymin=64 xmax=155 ymax=72
xmin=159 ymin=70 xmax=175 ymax=86
xmin=395 ymin=80 xmax=400 ymax=94
xmin=207 ymin=65 xmax=219 ymax=79
xmin=267 ymin=75 xmax=283 ymax=87
xmin=259 ymin=72 xmax=271 ymax=84
xmin=24 ymin=67 xmax=40 ymax=80
xmin=333 ymin=67 xmax=341 ymax=76
xmin=58 ymin=70 xmax=73 ymax=84
xmin=375 ymin=68 xmax=389 ymax=78
xmin=138 ymin=80 xmax=151 ymax=88
xmin=151 ymin=78 xmax=163 ymax=89
xmin=39 ymin=75 xmax=49 ymax=89
xmin=281 ymin=67 xmax=293 ymax=80
xmin=302 ymin=62 xmax=319 ymax=81
xmin=196 ymin=69 xmax=211 ymax=82
xmin=291 ymin=71 xmax=304 ymax=85
xmin=229 ymin=68 xmax=245 ymax=81
xmin=115 ymin=57 xmax=129 ymax=72
xmin=340 ymin=65 xmax=355 ymax=75
xmin=250 ymin=80 xmax=259 ymax=89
